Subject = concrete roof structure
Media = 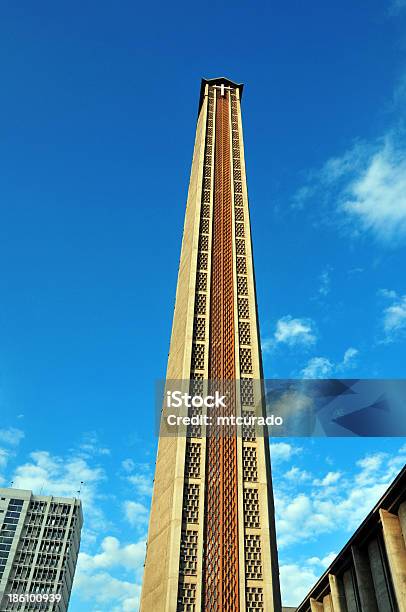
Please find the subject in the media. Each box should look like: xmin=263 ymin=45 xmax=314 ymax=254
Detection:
xmin=295 ymin=465 xmax=406 ymax=611
xmin=198 ymin=77 xmax=244 ymax=112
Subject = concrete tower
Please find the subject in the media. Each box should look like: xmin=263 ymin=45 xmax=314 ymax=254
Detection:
xmin=140 ymin=77 xmax=281 ymax=612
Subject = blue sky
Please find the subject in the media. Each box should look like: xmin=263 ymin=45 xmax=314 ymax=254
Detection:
xmin=1 ymin=0 xmax=406 ymax=609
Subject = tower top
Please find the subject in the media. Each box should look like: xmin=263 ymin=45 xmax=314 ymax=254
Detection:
xmin=199 ymin=77 xmax=244 ymax=112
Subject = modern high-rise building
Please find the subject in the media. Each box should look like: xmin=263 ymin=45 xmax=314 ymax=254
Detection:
xmin=0 ymin=488 xmax=83 ymax=611
xmin=141 ymin=78 xmax=281 ymax=611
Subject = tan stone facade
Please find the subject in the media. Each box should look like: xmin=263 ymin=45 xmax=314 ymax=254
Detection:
xmin=296 ymin=465 xmax=406 ymax=612
xmin=140 ymin=78 xmax=281 ymax=611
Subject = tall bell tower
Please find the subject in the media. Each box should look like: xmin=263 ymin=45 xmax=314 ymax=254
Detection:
xmin=140 ymin=77 xmax=282 ymax=612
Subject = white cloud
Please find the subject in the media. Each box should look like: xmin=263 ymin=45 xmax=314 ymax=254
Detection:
xmin=79 ymin=536 xmax=145 ymax=572
xmin=275 ymin=316 xmax=316 ymax=346
xmin=0 ymin=428 xmax=25 ymax=485
xmin=382 ymin=293 xmax=406 ymax=341
xmin=280 ymin=562 xmax=320 ymax=606
xmin=74 ymin=570 xmax=141 ymax=611
xmin=357 ymin=453 xmax=385 ymax=472
xmin=122 ymin=458 xmax=136 ymax=473
xmin=294 ymin=132 xmax=406 ymax=245
xmin=342 ymin=347 xmax=358 ymax=366
xmin=0 ymin=428 xmax=24 ymax=446
xmin=0 ymin=450 xmax=9 ymax=484
xmin=123 ymin=461 xmax=153 ymax=497
xmin=301 ymin=357 xmax=334 ymax=378
xmin=313 ymin=471 xmax=342 ymax=487
xmin=355 ymin=452 xmax=388 ymax=486
xmin=348 ymin=267 xmax=364 ymax=275
xmin=274 ymin=446 xmax=405 ymax=549
xmin=264 ymin=316 xmax=317 ymax=352
xmin=340 ymin=139 xmax=406 ymax=242
xmin=284 ymin=466 xmax=311 ymax=482
xmin=13 ymin=451 xmax=105 ymax=494
xmin=379 ymin=288 xmax=398 ymax=299
xmin=11 ymin=450 xmax=107 ymax=533
xmin=128 ymin=473 xmax=153 ymax=497
xmin=0 ymin=449 xmax=9 ymax=470
xmin=275 ymin=481 xmax=388 ymax=548
xmin=301 ymin=347 xmax=358 ymax=378
xmin=318 ymin=267 xmax=332 ymax=297
xmin=307 ymin=552 xmax=337 ymax=569
xmin=78 ymin=432 xmax=111 ymax=457
xmin=390 ymin=0 xmax=406 ymax=15
xmin=123 ymin=500 xmax=149 ymax=527
xmin=270 ymin=442 xmax=302 ymax=463
xmin=279 ymin=551 xmax=340 ymax=606
xmin=74 ymin=537 xmax=144 ymax=611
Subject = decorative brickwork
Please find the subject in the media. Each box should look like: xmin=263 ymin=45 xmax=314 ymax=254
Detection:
xmin=246 ymin=587 xmax=264 ymax=611
xmin=177 ymin=582 xmax=196 ymax=611
xmin=244 ymin=487 xmax=261 ymax=528
xmin=243 ymin=446 xmax=258 ymax=482
xmin=180 ymin=529 xmax=198 ymax=576
xmin=245 ymin=534 xmax=263 ymax=579
xmin=185 ymin=442 xmax=201 ymax=478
